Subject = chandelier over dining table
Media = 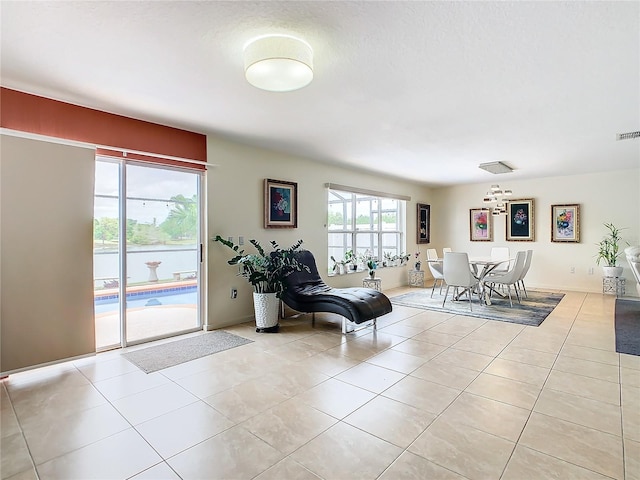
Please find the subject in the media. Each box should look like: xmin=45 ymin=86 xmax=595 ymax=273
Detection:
xmin=483 ymin=184 xmax=513 ymax=215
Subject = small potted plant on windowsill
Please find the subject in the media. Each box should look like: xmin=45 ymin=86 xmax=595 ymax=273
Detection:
xmin=596 ymin=222 xmax=626 ymax=278
xmin=344 ymin=249 xmax=358 ymax=272
xmin=330 ymin=256 xmax=346 ymax=275
xmin=213 ymin=235 xmax=308 ymax=332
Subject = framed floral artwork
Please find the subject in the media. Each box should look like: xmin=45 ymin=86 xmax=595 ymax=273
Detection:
xmin=417 ymin=203 xmax=430 ymax=244
xmin=506 ymin=198 xmax=535 ymax=241
xmin=264 ymin=178 xmax=297 ymax=228
xmin=551 ymin=204 xmax=580 ymax=242
xmin=469 ymin=208 xmax=492 ymax=241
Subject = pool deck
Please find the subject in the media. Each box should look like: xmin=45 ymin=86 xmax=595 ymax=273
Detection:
xmin=94 ymin=279 xmax=199 ymax=349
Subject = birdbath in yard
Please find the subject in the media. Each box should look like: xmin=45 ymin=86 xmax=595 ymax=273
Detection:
xmin=145 ymin=261 xmax=162 ymax=282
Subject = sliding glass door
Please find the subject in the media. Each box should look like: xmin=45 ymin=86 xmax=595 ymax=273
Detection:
xmin=94 ymin=160 xmax=121 ymax=349
xmin=94 ymin=158 xmax=204 ymax=350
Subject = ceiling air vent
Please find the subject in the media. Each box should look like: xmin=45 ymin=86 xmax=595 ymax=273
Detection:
xmin=478 ymin=162 xmax=513 ymax=175
xmin=616 ymin=131 xmax=640 ymax=141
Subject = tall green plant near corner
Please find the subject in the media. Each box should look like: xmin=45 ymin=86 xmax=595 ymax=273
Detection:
xmin=212 ymin=235 xmax=308 ymax=297
xmin=595 ymin=222 xmax=626 ymax=267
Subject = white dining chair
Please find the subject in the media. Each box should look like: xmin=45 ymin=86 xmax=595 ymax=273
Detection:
xmin=490 ymin=247 xmax=510 ymax=274
xmin=516 ymin=249 xmax=533 ymax=298
xmin=426 ymin=248 xmax=445 ymax=297
xmin=442 ymin=247 xmax=452 ymax=256
xmin=488 ymin=251 xmax=527 ymax=307
xmin=442 ymin=252 xmax=479 ymax=311
xmin=426 ymin=248 xmax=440 ymax=261
xmin=625 ymin=246 xmax=640 ymax=296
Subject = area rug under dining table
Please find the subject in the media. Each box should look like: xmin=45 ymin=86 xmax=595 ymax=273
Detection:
xmin=390 ymin=289 xmax=564 ymax=326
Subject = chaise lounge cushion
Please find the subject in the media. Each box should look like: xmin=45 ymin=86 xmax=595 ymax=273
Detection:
xmin=281 ymin=251 xmax=392 ymax=324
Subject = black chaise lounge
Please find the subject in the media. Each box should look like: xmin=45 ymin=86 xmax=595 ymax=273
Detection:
xmin=281 ymin=250 xmax=393 ymax=333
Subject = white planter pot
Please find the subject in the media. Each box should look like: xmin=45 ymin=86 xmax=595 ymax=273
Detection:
xmin=602 ymin=266 xmax=623 ymax=278
xmin=253 ymin=292 xmax=280 ymax=333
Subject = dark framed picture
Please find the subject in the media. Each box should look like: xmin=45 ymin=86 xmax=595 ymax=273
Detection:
xmin=470 ymin=208 xmax=492 ymax=241
xmin=417 ymin=203 xmax=430 ymax=244
xmin=506 ymin=198 xmax=534 ymax=241
xmin=551 ymin=204 xmax=580 ymax=242
xmin=264 ymin=178 xmax=297 ymax=228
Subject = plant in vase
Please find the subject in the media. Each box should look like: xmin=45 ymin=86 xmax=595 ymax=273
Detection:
xmin=213 ymin=235 xmax=308 ymax=332
xmin=595 ymin=222 xmax=627 ymax=278
xmin=414 ymin=251 xmax=421 ymax=271
xmin=330 ymin=256 xmax=345 ymax=275
xmin=344 ymin=249 xmax=358 ymax=271
xmin=366 ymin=258 xmax=378 ymax=278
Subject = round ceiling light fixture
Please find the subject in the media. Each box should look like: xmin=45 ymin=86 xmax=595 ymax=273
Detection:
xmin=244 ymin=35 xmax=313 ymax=92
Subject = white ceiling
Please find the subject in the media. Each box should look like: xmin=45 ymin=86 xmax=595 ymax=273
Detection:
xmin=1 ymin=1 xmax=639 ymax=186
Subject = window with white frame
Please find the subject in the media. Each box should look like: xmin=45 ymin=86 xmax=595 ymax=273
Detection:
xmin=327 ymin=187 xmax=406 ymax=273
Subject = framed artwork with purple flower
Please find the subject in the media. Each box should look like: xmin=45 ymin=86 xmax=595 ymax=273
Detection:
xmin=417 ymin=203 xmax=430 ymax=244
xmin=264 ymin=178 xmax=297 ymax=228
xmin=506 ymin=198 xmax=535 ymax=241
xmin=551 ymin=204 xmax=580 ymax=242
xmin=470 ymin=208 xmax=492 ymax=241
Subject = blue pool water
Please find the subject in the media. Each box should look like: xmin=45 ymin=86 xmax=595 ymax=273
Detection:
xmin=94 ymin=285 xmax=197 ymax=314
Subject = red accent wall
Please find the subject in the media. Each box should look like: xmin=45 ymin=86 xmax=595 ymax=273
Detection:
xmin=0 ymin=87 xmax=207 ymax=163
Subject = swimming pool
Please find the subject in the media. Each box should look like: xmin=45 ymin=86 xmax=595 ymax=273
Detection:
xmin=94 ymin=285 xmax=197 ymax=313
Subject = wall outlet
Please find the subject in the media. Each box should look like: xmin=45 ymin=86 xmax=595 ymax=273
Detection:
xmin=239 ymin=236 xmax=244 ymax=245
xmin=588 ymin=267 xmax=594 ymax=275
xmin=231 ymin=288 xmax=237 ymax=299
xmin=570 ymin=266 xmax=575 ymax=273
xmin=227 ymin=236 xmax=233 ymax=243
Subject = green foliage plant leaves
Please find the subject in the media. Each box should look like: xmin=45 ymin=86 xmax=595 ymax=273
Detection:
xmin=595 ymin=222 xmax=627 ymax=267
xmin=213 ymin=235 xmax=309 ymax=297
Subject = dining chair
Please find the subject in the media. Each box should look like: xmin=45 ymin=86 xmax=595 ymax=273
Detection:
xmin=426 ymin=248 xmax=445 ymax=297
xmin=516 ymin=249 xmax=533 ymax=298
xmin=625 ymin=246 xmax=640 ymax=296
xmin=488 ymin=250 xmax=527 ymax=307
xmin=490 ymin=247 xmax=510 ymax=274
xmin=442 ymin=247 xmax=452 ymax=256
xmin=442 ymin=252 xmax=479 ymax=311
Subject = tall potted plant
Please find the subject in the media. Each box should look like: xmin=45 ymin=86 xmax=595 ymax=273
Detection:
xmin=596 ymin=222 xmax=625 ymax=277
xmin=213 ymin=235 xmax=307 ymax=332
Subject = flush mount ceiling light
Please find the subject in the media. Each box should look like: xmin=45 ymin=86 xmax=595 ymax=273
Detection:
xmin=244 ymin=35 xmax=313 ymax=92
xmin=479 ymin=162 xmax=513 ymax=175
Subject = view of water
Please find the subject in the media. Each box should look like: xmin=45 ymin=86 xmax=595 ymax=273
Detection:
xmin=94 ymin=246 xmax=198 ymax=284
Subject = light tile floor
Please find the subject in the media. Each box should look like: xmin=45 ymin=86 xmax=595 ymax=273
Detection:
xmin=2 ymin=288 xmax=639 ymax=480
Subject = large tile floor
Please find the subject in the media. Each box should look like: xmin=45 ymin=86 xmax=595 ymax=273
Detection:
xmin=2 ymin=288 xmax=639 ymax=480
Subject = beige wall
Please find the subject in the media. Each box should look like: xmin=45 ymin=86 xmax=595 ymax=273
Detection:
xmin=1 ymin=135 xmax=96 ymax=373
xmin=206 ymin=135 xmax=639 ymax=329
xmin=205 ymin=135 xmax=433 ymax=329
xmin=431 ymin=169 xmax=640 ymax=295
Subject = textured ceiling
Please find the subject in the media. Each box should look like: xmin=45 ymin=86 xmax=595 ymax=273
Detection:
xmin=1 ymin=1 xmax=638 ymax=186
